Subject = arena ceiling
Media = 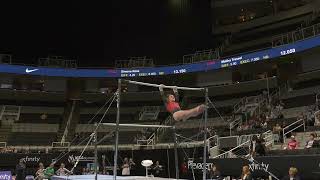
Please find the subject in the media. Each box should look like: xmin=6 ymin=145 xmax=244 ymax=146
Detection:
xmin=0 ymin=0 xmax=213 ymax=67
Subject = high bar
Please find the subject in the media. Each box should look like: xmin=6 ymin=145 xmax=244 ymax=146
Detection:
xmin=125 ymin=80 xmax=205 ymax=91
xmin=101 ymin=123 xmax=173 ymax=129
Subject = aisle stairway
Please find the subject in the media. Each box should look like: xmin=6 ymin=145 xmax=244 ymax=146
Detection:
xmin=0 ymin=105 xmax=20 ymax=143
xmin=57 ymin=100 xmax=80 ymax=142
xmin=0 ymin=123 xmax=12 ymax=143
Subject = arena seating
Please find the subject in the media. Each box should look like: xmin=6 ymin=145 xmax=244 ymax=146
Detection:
xmin=18 ymin=113 xmax=62 ymax=124
xmin=0 ymin=59 xmax=320 ymax=150
xmin=8 ymin=132 xmax=57 ymax=146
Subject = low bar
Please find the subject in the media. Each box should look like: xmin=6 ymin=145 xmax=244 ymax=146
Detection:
xmin=102 ymin=123 xmax=173 ymax=129
xmin=125 ymin=80 xmax=204 ymax=91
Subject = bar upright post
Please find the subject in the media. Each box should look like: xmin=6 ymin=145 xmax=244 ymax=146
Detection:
xmin=173 ymin=126 xmax=179 ymax=179
xmin=113 ymin=79 xmax=121 ymax=180
xmin=203 ymin=88 xmax=208 ymax=180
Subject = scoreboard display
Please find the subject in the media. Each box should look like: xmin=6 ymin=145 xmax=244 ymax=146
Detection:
xmin=0 ymin=35 xmax=319 ymax=78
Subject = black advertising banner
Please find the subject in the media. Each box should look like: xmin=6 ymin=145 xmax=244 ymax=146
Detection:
xmin=190 ymin=155 xmax=320 ymax=179
xmin=0 ymin=154 xmax=54 ymax=167
xmin=0 ymin=150 xmax=320 ymax=179
xmin=0 ymin=153 xmax=96 ymax=167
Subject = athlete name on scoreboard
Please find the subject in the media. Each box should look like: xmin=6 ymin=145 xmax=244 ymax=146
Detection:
xmin=220 ymin=56 xmax=243 ymax=68
xmin=120 ymin=69 xmax=140 ymax=77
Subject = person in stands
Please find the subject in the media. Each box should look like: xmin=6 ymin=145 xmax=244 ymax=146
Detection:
xmin=44 ymin=163 xmax=55 ymax=179
xmin=180 ymin=161 xmax=188 ymax=178
xmin=209 ymin=164 xmax=222 ymax=180
xmin=152 ymin=161 xmax=163 ymax=177
xmin=35 ymin=162 xmax=45 ymax=180
xmin=16 ymin=159 xmax=26 ymax=180
xmin=314 ymin=110 xmax=320 ymax=126
xmin=287 ymin=136 xmax=298 ymax=150
xmin=240 ymin=165 xmax=252 ymax=180
xmin=305 ymin=133 xmax=318 ymax=149
xmin=159 ymin=85 xmax=206 ymax=121
xmin=56 ymin=163 xmax=72 ymax=176
xmin=282 ymin=167 xmax=300 ymax=180
xmin=121 ymin=158 xmax=130 ymax=176
xmin=81 ymin=167 xmax=87 ymax=175
xmin=255 ymin=134 xmax=266 ymax=156
xmin=273 ymin=123 xmax=283 ymax=142
xmin=249 ymin=135 xmax=258 ymax=157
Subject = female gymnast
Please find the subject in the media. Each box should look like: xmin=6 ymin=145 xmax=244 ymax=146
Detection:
xmin=159 ymin=84 xmax=206 ymax=121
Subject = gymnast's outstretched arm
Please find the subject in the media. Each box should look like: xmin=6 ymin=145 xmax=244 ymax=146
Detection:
xmin=159 ymin=84 xmax=167 ymax=107
xmin=172 ymin=86 xmax=179 ymax=102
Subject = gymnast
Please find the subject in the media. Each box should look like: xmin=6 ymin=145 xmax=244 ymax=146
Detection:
xmin=159 ymin=84 xmax=206 ymax=121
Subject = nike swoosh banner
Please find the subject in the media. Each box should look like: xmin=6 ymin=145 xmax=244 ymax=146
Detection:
xmin=0 ymin=35 xmax=319 ymax=77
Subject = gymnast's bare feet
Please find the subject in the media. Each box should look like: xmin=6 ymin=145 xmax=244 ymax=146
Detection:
xmin=197 ymin=104 xmax=207 ymax=113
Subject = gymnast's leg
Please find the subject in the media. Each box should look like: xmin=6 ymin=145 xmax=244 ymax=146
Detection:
xmin=172 ymin=104 xmax=206 ymax=121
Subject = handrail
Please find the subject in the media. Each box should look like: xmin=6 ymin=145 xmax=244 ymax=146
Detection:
xmin=230 ymin=95 xmax=265 ymax=136
xmin=3 ymin=131 xmax=273 ymax=152
xmin=282 ymin=119 xmax=305 ymax=142
xmin=16 ymin=140 xmax=207 ymax=151
xmin=263 ymin=130 xmax=274 ymax=147
xmin=238 ymin=134 xmax=252 ymax=145
xmin=136 ymin=139 xmax=154 ymax=146
xmin=52 ymin=142 xmax=70 ymax=148
xmin=251 ymin=94 xmax=268 ymax=118
xmin=229 ymin=97 xmax=248 ymax=136
xmin=0 ymin=106 xmax=4 ymax=120
xmin=233 ymin=97 xmax=246 ymax=113
xmin=316 ymin=93 xmax=320 ymax=110
xmin=212 ymin=140 xmax=251 ymax=159
xmin=0 ymin=54 xmax=12 ymax=64
xmin=214 ymin=130 xmax=274 ymax=159
xmin=146 ymin=116 xmax=172 ymax=144
xmin=0 ymin=142 xmax=7 ymax=148
xmin=272 ymin=22 xmax=320 ymax=47
xmin=207 ymin=135 xmax=219 ymax=148
xmin=229 ymin=116 xmax=242 ymax=136
xmin=146 ymin=133 xmax=155 ymax=145
xmin=61 ymin=100 xmax=76 ymax=143
xmin=0 ymin=105 xmax=21 ymax=121
xmin=315 ymin=110 xmax=320 ymax=126
xmin=138 ymin=106 xmax=160 ymax=121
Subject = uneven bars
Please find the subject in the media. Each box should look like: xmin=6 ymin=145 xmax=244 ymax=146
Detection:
xmin=102 ymin=123 xmax=173 ymax=129
xmin=125 ymin=80 xmax=204 ymax=91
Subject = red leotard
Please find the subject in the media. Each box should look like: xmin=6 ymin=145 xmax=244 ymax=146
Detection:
xmin=166 ymin=101 xmax=181 ymax=113
xmin=288 ymin=140 xmax=298 ymax=150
